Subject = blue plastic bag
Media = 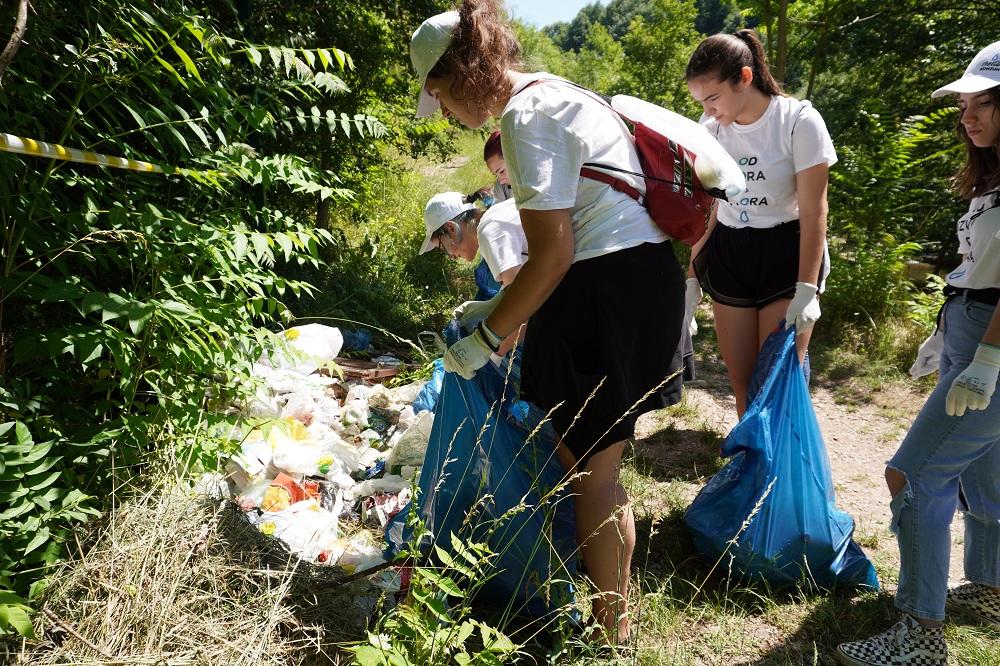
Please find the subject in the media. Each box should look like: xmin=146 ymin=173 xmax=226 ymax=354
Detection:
xmin=474 ymin=258 xmax=501 ymax=301
xmin=684 ymin=326 xmax=879 ymax=589
xmin=411 ymin=358 xmax=445 ymax=413
xmin=385 ymin=364 xmax=577 ymax=618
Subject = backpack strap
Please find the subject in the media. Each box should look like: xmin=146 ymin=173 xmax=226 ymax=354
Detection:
xmin=509 ymin=78 xmax=725 ymax=200
xmin=579 ymin=166 xmax=644 ymax=204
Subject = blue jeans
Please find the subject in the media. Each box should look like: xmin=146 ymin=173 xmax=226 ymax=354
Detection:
xmin=889 ymin=295 xmax=1000 ymax=621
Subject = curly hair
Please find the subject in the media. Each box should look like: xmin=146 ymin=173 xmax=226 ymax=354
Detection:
xmin=955 ymin=86 xmax=1000 ymax=199
xmin=428 ymin=0 xmax=521 ymax=117
xmin=686 ymin=30 xmax=783 ymax=97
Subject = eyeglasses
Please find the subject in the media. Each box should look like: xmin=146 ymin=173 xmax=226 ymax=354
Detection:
xmin=432 ymin=210 xmax=474 ymax=255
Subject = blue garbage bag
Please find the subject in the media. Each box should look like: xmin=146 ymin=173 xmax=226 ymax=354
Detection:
xmin=684 ymin=326 xmax=879 ymax=589
xmin=385 ymin=363 xmax=577 ymax=618
xmin=474 ymin=258 xmax=501 ymax=301
xmin=411 ymin=359 xmax=446 ymax=413
xmin=340 ymin=327 xmax=373 ymax=352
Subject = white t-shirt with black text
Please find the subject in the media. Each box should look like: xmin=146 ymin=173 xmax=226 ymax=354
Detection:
xmin=476 ymin=198 xmax=527 ymax=282
xmin=947 ymin=189 xmax=1000 ymax=290
xmin=703 ymin=95 xmax=838 ymax=230
xmin=500 ymin=73 xmax=668 ymax=262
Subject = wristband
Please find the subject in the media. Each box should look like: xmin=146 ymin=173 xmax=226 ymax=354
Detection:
xmin=477 ymin=320 xmax=502 ymax=353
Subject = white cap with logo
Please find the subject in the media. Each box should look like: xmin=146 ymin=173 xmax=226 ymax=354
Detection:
xmin=420 ymin=192 xmax=475 ymax=254
xmin=410 ymin=11 xmax=460 ymax=118
xmin=932 ymin=41 xmax=1000 ymax=98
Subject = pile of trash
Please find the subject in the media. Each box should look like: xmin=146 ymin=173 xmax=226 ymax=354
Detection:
xmin=214 ymin=324 xmax=442 ymax=575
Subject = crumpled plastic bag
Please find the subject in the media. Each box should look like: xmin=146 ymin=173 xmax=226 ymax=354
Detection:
xmin=260 ymin=324 xmax=344 ymax=376
xmin=248 ymin=499 xmax=340 ymax=561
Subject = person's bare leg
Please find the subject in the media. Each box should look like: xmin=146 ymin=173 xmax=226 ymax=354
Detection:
xmin=556 ymin=441 xmax=633 ymax=644
xmin=758 ymin=297 xmax=814 ymax=362
xmin=712 ymin=302 xmax=761 ymax=417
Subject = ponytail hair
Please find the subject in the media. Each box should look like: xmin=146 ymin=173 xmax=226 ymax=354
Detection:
xmin=483 ymin=130 xmax=503 ymax=161
xmin=686 ymin=29 xmax=783 ymax=96
xmin=429 ymin=0 xmax=522 ymax=117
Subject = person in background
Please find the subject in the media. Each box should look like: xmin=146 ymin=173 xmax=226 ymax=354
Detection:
xmin=684 ymin=29 xmax=836 ymax=417
xmin=411 ymin=0 xmax=685 ymax=645
xmin=419 ymin=191 xmax=526 ymax=360
xmin=483 ymin=129 xmax=512 ymax=203
xmin=836 ymin=41 xmax=1000 ymax=666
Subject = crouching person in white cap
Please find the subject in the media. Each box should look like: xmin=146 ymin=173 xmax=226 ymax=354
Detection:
xmin=420 ymin=191 xmax=528 ymax=363
xmin=836 ymin=41 xmax=1000 ymax=666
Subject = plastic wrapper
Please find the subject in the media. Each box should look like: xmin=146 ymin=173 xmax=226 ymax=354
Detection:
xmin=259 ymin=324 xmax=344 ymax=376
xmin=249 ymin=499 xmax=340 ymax=561
xmin=386 ymin=411 xmax=433 ymax=473
xmin=337 ymin=536 xmax=386 ymax=574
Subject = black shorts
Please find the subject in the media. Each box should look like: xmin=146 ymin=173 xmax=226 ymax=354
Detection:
xmin=692 ymin=220 xmax=824 ymax=309
xmin=520 ymin=242 xmax=685 ymax=469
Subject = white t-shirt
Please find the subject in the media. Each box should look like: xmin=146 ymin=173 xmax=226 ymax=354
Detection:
xmin=500 ymin=73 xmax=668 ymax=262
xmin=947 ymin=189 xmax=1000 ymax=290
xmin=703 ymin=95 xmax=838 ymax=230
xmin=476 ymin=199 xmax=527 ymax=281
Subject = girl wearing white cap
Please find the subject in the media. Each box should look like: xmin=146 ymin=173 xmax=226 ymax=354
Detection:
xmin=420 ymin=191 xmax=527 ymax=358
xmin=410 ymin=0 xmax=685 ymax=645
xmin=837 ymin=41 xmax=1000 ymax=666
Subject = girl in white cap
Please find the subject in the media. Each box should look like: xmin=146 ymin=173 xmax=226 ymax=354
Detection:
xmin=420 ymin=190 xmax=527 ymax=359
xmin=836 ymin=41 xmax=1000 ymax=666
xmin=410 ymin=0 xmax=686 ymax=647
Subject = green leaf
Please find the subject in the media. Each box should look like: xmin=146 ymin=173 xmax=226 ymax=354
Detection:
xmin=0 ymin=602 xmax=34 ymax=638
xmin=127 ymin=301 xmax=154 ymax=335
xmin=246 ymin=46 xmax=262 ymax=67
xmin=22 ymin=528 xmax=50 ymax=557
xmin=169 ymin=40 xmax=202 ymax=82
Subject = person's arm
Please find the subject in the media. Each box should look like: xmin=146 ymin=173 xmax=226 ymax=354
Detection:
xmin=484 ymin=207 xmax=575 ymax=338
xmin=687 ymin=204 xmax=718 ymax=278
xmin=496 ymin=265 xmax=524 ymax=358
xmin=794 ymin=162 xmax=829 ymax=285
xmin=984 ymin=306 xmax=1000 ymax=347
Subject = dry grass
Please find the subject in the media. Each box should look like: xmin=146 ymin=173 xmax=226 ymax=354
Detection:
xmin=15 ymin=480 xmax=376 ymax=666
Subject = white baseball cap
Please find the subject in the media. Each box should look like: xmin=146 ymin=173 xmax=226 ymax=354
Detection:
xmin=420 ymin=192 xmax=475 ymax=254
xmin=932 ymin=41 xmax=1000 ymax=98
xmin=410 ymin=11 xmax=460 ymax=118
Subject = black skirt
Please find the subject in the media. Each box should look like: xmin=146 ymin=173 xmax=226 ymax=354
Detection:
xmin=520 ymin=241 xmax=685 ymax=469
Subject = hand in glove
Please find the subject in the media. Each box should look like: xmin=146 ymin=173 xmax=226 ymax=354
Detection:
xmin=945 ymin=343 xmax=1000 ymax=417
xmin=908 ymin=329 xmax=944 ymax=379
xmin=454 ymin=291 xmax=503 ymax=329
xmin=684 ymin=277 xmax=703 ymax=337
xmin=785 ymin=282 xmax=821 ymax=335
xmin=443 ymin=322 xmax=503 ymax=380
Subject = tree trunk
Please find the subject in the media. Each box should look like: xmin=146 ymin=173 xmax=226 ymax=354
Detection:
xmin=775 ymin=0 xmax=789 ymax=84
xmin=761 ymin=0 xmax=774 ymax=65
xmin=806 ymin=1 xmax=831 ymax=98
xmin=0 ymin=0 xmax=30 ymax=86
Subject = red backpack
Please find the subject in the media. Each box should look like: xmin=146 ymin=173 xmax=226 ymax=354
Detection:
xmin=519 ymin=80 xmax=728 ymax=246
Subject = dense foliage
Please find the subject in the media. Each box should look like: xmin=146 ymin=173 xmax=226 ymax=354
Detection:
xmin=0 ymin=0 xmax=443 ymax=631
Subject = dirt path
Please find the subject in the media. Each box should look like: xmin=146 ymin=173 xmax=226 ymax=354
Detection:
xmin=633 ymin=334 xmax=967 ymax=588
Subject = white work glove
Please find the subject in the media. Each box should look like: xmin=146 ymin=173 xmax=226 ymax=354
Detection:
xmin=945 ymin=343 xmax=1000 ymax=417
xmin=909 ymin=329 xmax=944 ymax=379
xmin=443 ymin=323 xmax=502 ymax=380
xmin=785 ymin=282 xmax=821 ymax=335
xmin=454 ymin=291 xmax=503 ymax=329
xmin=684 ymin=277 xmax=703 ymax=337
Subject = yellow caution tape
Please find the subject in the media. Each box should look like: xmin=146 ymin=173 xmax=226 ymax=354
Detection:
xmin=0 ymin=132 xmax=219 ymax=178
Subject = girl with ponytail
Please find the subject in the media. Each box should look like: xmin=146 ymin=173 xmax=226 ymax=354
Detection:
xmin=410 ymin=0 xmax=687 ymax=646
xmin=684 ymin=29 xmax=837 ymax=417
